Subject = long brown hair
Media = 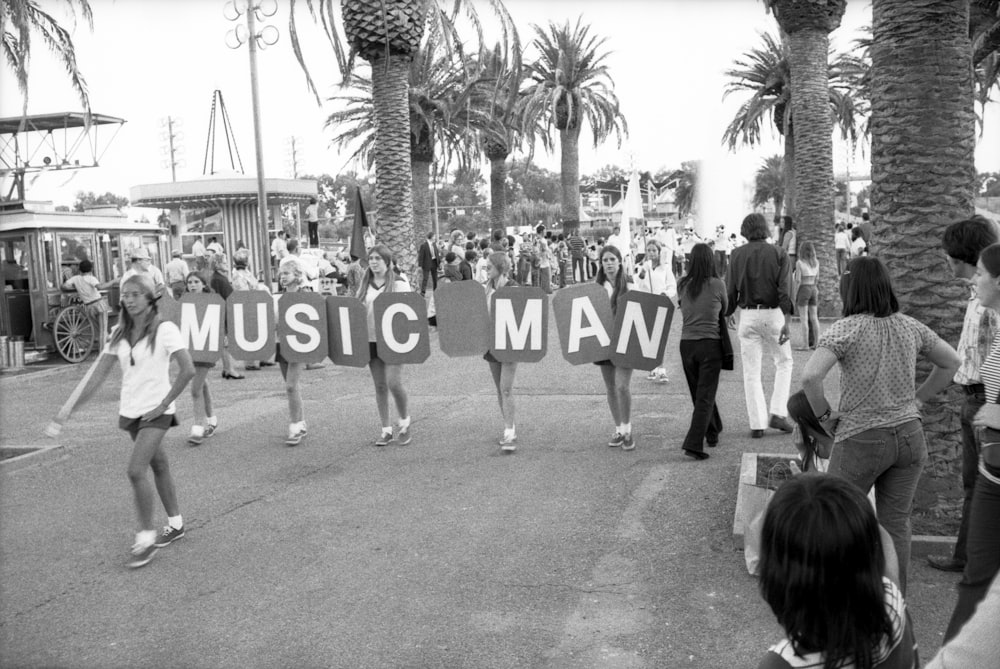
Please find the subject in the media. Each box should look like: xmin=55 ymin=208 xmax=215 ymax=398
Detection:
xmin=356 ymin=244 xmax=401 ymax=303
xmin=109 ymin=274 xmax=163 ymax=352
xmin=595 ymin=245 xmax=629 ymax=314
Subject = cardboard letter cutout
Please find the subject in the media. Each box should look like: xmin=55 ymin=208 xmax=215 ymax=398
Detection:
xmin=178 ymin=293 xmax=225 ymax=364
xmin=277 ymin=292 xmax=329 ymax=363
xmin=490 ymin=287 xmax=548 ymax=363
xmin=325 ymin=296 xmax=369 ymax=367
xmin=609 ymin=292 xmax=674 ymax=370
xmin=227 ymin=291 xmax=276 ymax=361
xmin=374 ymin=292 xmax=430 ymax=364
xmin=434 ymin=281 xmax=490 ymax=357
xmin=552 ymin=284 xmax=614 ymax=365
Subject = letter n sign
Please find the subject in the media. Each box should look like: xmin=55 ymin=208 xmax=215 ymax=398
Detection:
xmin=489 ymin=287 xmax=548 ymax=363
xmin=227 ymin=291 xmax=276 ymax=361
xmin=277 ymin=292 xmax=329 ymax=364
xmin=374 ymin=292 xmax=430 ymax=364
xmin=609 ymin=292 xmax=674 ymax=370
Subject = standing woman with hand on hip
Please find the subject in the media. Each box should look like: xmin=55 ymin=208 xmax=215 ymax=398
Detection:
xmin=794 ymin=241 xmax=821 ymax=350
xmin=358 ymin=245 xmax=413 ymax=447
xmin=595 ymin=245 xmax=637 ymax=451
xmin=800 ymin=256 xmax=960 ymax=594
xmin=50 ymin=274 xmax=194 ymax=568
xmin=483 ymin=251 xmax=520 ymax=452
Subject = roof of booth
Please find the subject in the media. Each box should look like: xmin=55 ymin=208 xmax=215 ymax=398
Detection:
xmin=130 ymin=175 xmax=317 ymax=208
xmin=0 ymin=202 xmax=161 ymax=233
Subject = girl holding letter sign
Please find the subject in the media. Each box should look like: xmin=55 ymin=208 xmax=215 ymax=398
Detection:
xmin=483 ymin=252 xmax=520 ymax=452
xmin=49 ymin=274 xmax=195 ymax=569
xmin=183 ymin=272 xmax=220 ymax=446
xmin=276 ymin=258 xmax=309 ymax=446
xmin=358 ymin=245 xmax=413 ymax=447
xmin=595 ymin=245 xmax=638 ymax=451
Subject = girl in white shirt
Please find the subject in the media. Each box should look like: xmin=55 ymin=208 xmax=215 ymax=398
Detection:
xmin=483 ymin=252 xmax=520 ymax=451
xmin=357 ymin=245 xmax=413 ymax=447
xmin=276 ymin=257 xmax=309 ymax=445
xmin=634 ymin=240 xmax=677 ymax=383
xmin=52 ymin=274 xmax=195 ymax=568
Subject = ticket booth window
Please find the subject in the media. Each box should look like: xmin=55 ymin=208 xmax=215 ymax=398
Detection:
xmin=57 ymin=233 xmax=96 ymax=282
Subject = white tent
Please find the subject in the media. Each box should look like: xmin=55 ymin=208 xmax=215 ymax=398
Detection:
xmin=618 ymin=170 xmax=644 ymax=269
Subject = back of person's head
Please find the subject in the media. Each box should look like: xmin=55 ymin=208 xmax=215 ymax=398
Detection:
xmin=427 ymin=231 xmax=435 ymax=240
xmin=506 ymin=234 xmax=516 ymax=248
xmin=286 ymin=238 xmax=300 ymax=255
xmin=467 ymin=231 xmax=476 ymax=240
xmin=836 ymin=222 xmax=845 ymax=232
xmin=759 ymin=474 xmax=892 ymax=669
xmin=862 ymin=212 xmax=870 ymax=222
xmin=851 ymin=227 xmax=863 ymax=240
xmin=841 ymin=257 xmax=899 ymax=317
xmin=479 ymin=238 xmax=490 ymax=251
xmin=466 ymin=241 xmax=475 ymax=251
xmin=488 ymin=251 xmax=510 ymax=277
xmin=78 ymin=259 xmax=93 ymax=274
xmin=942 ymin=215 xmax=999 ymax=266
xmin=678 ymin=243 xmax=717 ymax=300
xmin=445 ymin=251 xmax=457 ymax=263
xmin=209 ymin=253 xmax=229 ymax=273
xmin=309 ymin=196 xmax=317 ymax=204
xmin=799 ymin=241 xmax=817 ymax=265
xmin=741 ymin=213 xmax=770 ymax=241
xmin=233 ymin=249 xmax=250 ymax=269
xmin=782 ymin=215 xmax=794 ymax=231
xmin=464 ymin=250 xmax=478 ymax=262
xmin=979 ymin=242 xmax=1000 ymax=278
xmin=492 ymin=229 xmax=504 ymax=242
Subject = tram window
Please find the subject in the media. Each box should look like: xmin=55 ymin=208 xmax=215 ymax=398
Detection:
xmin=3 ymin=238 xmax=30 ymax=291
xmin=57 ymin=233 xmax=95 ymax=281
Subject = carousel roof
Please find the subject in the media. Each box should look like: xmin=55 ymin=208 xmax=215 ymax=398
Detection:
xmin=130 ymin=176 xmax=317 ymax=208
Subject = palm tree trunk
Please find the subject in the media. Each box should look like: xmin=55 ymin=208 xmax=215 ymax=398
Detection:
xmin=411 ymin=158 xmax=431 ymax=246
xmin=560 ymin=124 xmax=582 ymax=230
xmin=783 ymin=126 xmax=795 ymax=219
xmin=788 ymin=29 xmax=836 ymax=316
xmin=871 ymin=0 xmax=975 ymax=515
xmin=489 ymin=153 xmax=509 ymax=235
xmin=371 ymin=53 xmax=417 ymax=282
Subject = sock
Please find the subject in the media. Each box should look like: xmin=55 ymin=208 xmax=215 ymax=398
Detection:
xmin=504 ymin=427 xmax=516 ymax=438
xmin=382 ymin=426 xmax=394 ymax=436
xmin=622 ymin=422 xmax=632 ymax=435
xmin=289 ymin=422 xmax=303 ymax=436
xmin=190 ymin=425 xmax=204 ymax=437
xmin=135 ymin=529 xmax=156 ymax=548
xmin=168 ymin=515 xmax=183 ymax=530
xmin=398 ymin=416 xmax=411 ymax=430
xmin=207 ymin=416 xmax=217 ymax=427
xmin=616 ymin=424 xmax=624 ymax=435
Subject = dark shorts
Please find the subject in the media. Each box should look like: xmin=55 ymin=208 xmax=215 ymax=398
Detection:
xmin=118 ymin=413 xmax=178 ymax=441
xmin=194 ymin=360 xmax=216 ymax=369
xmin=796 ymin=284 xmax=818 ymax=306
xmin=484 ymin=350 xmax=499 ymax=364
xmin=369 ymin=341 xmax=380 ymax=362
xmin=593 ymin=359 xmax=613 ymax=367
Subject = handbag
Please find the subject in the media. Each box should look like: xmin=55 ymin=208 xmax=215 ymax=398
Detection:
xmin=719 ymin=310 xmax=734 ymax=371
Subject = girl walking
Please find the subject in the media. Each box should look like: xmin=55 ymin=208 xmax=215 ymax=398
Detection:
xmin=794 ymin=241 xmax=821 ymax=350
xmin=183 ymin=271 xmax=219 ymax=445
xmin=594 ymin=245 xmax=637 ymax=451
xmin=52 ymin=274 xmax=194 ymax=568
xmin=677 ymin=243 xmax=727 ymax=460
xmin=483 ymin=252 xmax=519 ymax=451
xmin=635 ymin=239 xmax=677 ymax=382
xmin=276 ymin=257 xmax=309 ymax=445
xmin=357 ymin=245 xmax=412 ymax=447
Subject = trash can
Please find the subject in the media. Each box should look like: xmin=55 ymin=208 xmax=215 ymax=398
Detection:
xmin=8 ymin=336 xmax=24 ymax=369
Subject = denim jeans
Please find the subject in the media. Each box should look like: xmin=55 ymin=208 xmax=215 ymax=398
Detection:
xmin=954 ymin=392 xmax=986 ymax=562
xmin=944 ymin=431 xmax=1000 ymax=641
xmin=828 ymin=419 xmax=927 ymax=595
xmin=680 ymin=339 xmax=723 ymax=452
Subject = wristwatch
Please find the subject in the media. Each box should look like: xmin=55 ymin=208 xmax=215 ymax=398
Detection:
xmin=818 ymin=407 xmax=831 ymax=422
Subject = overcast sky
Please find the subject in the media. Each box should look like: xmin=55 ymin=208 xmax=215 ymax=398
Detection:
xmin=2 ymin=0 xmax=998 ymax=210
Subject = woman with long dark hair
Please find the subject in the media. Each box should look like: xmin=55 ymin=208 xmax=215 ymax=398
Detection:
xmin=794 ymin=240 xmax=821 ymax=350
xmin=52 ymin=274 xmax=194 ymax=568
xmin=357 ymin=244 xmax=412 ymax=447
xmin=483 ymin=252 xmax=520 ymax=451
xmin=676 ymin=243 xmax=727 ymax=460
xmin=594 ymin=245 xmax=637 ymax=451
xmin=800 ymin=256 xmax=960 ymax=593
xmin=183 ymin=271 xmax=219 ymax=445
xmin=758 ymin=474 xmax=917 ymax=669
xmin=636 ymin=239 xmax=677 ymax=383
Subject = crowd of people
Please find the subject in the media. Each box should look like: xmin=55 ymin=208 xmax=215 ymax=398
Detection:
xmin=53 ymin=210 xmax=1000 ymax=667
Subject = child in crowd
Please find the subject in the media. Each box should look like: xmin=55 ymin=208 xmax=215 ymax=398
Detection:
xmin=183 ymin=271 xmax=220 ymax=445
xmin=757 ymin=474 xmax=917 ymax=669
xmin=442 ymin=251 xmax=463 ymax=282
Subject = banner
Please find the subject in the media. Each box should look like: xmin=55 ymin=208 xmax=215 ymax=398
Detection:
xmin=489 ymin=287 xmax=548 ymax=363
xmin=608 ymin=292 xmax=674 ymax=371
xmin=552 ymin=284 xmax=614 ymax=365
xmin=434 ymin=281 xmax=491 ymax=357
xmin=227 ymin=291 xmax=276 ymax=361
xmin=277 ymin=292 xmax=329 ymax=364
xmin=373 ymin=292 xmax=431 ymax=364
xmin=178 ymin=293 xmax=225 ymax=364
xmin=324 ymin=296 xmax=369 ymax=367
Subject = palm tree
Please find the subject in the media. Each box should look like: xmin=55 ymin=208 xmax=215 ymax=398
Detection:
xmin=673 ymin=161 xmax=698 ymax=218
xmin=765 ymin=0 xmax=847 ymax=318
xmin=519 ymin=18 xmax=628 ymax=231
xmin=869 ymin=0 xmax=976 ymax=485
xmin=2 ymin=0 xmax=93 ymax=116
xmin=752 ymin=155 xmax=784 ymax=216
xmin=290 ymin=0 xmax=518 ymax=281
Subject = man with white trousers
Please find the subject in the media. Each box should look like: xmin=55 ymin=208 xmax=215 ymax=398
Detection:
xmin=724 ymin=212 xmax=794 ymax=438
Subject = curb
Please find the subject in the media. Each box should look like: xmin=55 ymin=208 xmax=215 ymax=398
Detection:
xmin=0 ymin=443 xmax=68 ymax=472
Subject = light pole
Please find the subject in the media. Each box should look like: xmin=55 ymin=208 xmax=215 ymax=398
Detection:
xmin=225 ymin=0 xmax=278 ymax=287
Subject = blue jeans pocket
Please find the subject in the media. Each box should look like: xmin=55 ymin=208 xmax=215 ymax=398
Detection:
xmin=833 ymin=432 xmax=888 ymax=490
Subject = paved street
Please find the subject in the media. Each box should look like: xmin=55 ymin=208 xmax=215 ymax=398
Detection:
xmin=1 ymin=316 xmax=956 ymax=668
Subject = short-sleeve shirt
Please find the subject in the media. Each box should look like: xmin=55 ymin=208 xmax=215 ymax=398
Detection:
xmin=104 ymin=321 xmax=185 ymax=419
xmin=758 ymin=578 xmax=917 ymax=669
xmin=817 ymin=313 xmax=940 ymax=442
xmin=363 ymin=279 xmax=412 ymax=342
xmin=64 ymin=274 xmax=102 ymax=303
xmin=679 ymin=278 xmax=727 ymax=341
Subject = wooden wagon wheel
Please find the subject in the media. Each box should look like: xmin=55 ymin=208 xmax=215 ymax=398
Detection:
xmin=53 ymin=305 xmax=95 ymax=363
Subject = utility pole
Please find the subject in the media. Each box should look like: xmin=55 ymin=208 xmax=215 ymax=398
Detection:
xmin=159 ymin=116 xmax=184 ymax=182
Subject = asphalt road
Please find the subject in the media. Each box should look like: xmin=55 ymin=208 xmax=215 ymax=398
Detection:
xmin=0 ymin=315 xmax=957 ymax=668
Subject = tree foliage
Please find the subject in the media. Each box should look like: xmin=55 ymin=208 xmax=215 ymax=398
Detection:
xmin=73 ymin=191 xmax=128 ymax=212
